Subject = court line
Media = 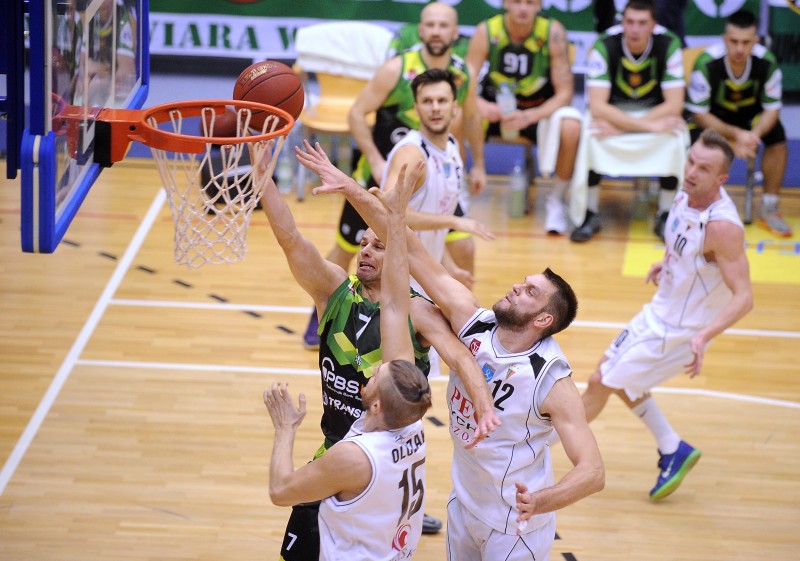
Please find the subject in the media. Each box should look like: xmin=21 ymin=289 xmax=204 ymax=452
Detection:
xmin=75 ymin=358 xmax=800 ymax=410
xmin=109 ymin=299 xmax=800 ymax=339
xmin=0 ymin=189 xmax=166 ymax=497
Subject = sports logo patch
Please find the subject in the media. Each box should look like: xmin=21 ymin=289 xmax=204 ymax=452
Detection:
xmin=482 ymin=363 xmax=495 ymax=382
xmin=469 ymin=338 xmax=481 ymax=356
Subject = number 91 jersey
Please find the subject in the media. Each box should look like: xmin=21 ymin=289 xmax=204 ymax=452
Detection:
xmin=449 ymin=308 xmax=572 ymax=534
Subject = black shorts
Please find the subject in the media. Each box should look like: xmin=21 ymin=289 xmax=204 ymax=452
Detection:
xmin=486 ymin=120 xmax=540 ymax=144
xmin=689 ymin=117 xmax=787 ymax=147
xmin=279 ymin=501 xmax=321 ymax=561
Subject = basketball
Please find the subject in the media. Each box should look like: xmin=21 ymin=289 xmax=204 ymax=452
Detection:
xmin=233 ymin=60 xmax=304 ymax=130
xmin=202 ymin=107 xmax=238 ymax=138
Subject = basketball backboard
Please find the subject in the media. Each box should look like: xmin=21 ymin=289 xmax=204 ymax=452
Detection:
xmin=15 ymin=0 xmax=149 ymax=253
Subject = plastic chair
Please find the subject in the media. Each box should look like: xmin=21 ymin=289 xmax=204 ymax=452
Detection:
xmin=293 ymin=22 xmax=393 ymax=200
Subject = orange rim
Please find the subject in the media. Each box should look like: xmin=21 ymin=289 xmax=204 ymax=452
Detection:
xmin=136 ymin=99 xmax=294 ymax=151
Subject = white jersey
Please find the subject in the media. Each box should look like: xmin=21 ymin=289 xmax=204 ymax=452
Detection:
xmin=382 ymin=130 xmax=462 ymax=295
xmin=319 ymin=417 xmax=427 ymax=561
xmin=449 ymin=308 xmax=572 ymax=534
xmin=650 ymin=187 xmax=744 ymax=330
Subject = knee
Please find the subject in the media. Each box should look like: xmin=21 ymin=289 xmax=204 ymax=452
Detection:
xmin=560 ymin=118 xmax=581 ymax=145
xmin=586 ymin=369 xmax=605 ymax=393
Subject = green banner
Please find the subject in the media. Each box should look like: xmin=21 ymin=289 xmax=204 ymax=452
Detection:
xmin=148 ymin=0 xmax=797 ymax=90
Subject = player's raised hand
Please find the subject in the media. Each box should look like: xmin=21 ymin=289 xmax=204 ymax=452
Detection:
xmin=263 ymin=383 xmax=306 ymax=432
xmin=294 ymin=140 xmax=353 ymax=195
xmin=369 ymin=160 xmax=425 ymax=218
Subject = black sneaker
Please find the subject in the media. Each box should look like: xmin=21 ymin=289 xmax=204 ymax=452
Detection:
xmin=422 ymin=513 xmax=442 ymax=534
xmin=569 ymin=210 xmax=601 ymax=243
xmin=653 ymin=211 xmax=669 ymax=242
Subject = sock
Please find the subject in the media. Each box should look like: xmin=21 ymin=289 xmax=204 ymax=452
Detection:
xmin=551 ymin=178 xmax=570 ymax=202
xmin=762 ymin=193 xmax=779 ymax=210
xmin=587 ymin=186 xmax=600 ymax=214
xmin=658 ymin=188 xmax=677 ymax=213
xmin=631 ymin=398 xmax=680 ymax=454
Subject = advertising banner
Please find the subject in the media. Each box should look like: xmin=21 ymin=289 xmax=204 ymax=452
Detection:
xmin=149 ymin=0 xmax=794 ymax=87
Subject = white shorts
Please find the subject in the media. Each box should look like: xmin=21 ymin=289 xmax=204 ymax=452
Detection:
xmin=600 ymin=305 xmax=698 ymax=401
xmin=446 ymin=493 xmax=556 ymax=561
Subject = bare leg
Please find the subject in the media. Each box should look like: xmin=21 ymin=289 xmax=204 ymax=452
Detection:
xmin=582 ymin=369 xmax=620 ymax=422
xmin=445 ymin=236 xmax=475 ymax=276
xmin=555 ymin=118 xmax=580 ymax=180
xmin=761 ymin=142 xmax=787 ymax=196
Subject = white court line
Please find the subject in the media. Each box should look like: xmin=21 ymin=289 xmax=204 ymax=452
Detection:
xmin=76 ymin=358 xmax=800 ymax=410
xmin=0 ymin=189 xmax=167 ymax=497
xmin=110 ymin=299 xmax=800 ymax=339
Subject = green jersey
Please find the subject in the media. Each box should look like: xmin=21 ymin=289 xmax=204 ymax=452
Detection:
xmin=479 ymin=14 xmax=555 ymax=110
xmin=686 ymin=42 xmax=782 ymax=125
xmin=387 ymin=22 xmax=470 ymax=59
xmin=317 ymin=275 xmax=431 ymax=444
xmin=586 ymin=24 xmax=684 ymax=113
xmin=352 ymin=49 xmax=471 ymax=187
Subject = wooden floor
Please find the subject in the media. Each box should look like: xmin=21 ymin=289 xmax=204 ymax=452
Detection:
xmin=1 ymin=160 xmax=799 ymax=560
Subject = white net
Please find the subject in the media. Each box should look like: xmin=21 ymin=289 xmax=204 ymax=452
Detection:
xmin=147 ymin=105 xmax=288 ymax=268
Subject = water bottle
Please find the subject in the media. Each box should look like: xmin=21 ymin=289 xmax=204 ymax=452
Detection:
xmin=508 ymin=162 xmax=527 ymax=218
xmin=276 ymin=149 xmax=294 ymax=194
xmin=496 ymin=82 xmax=519 ymax=141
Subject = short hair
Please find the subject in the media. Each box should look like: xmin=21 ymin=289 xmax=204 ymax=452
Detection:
xmin=698 ymin=129 xmax=735 ymax=172
xmin=727 ymin=9 xmax=758 ymax=30
xmin=411 ymin=68 xmax=457 ymax=101
xmin=540 ymin=268 xmax=578 ymax=339
xmin=623 ymin=0 xmax=656 ymax=19
xmin=379 ymin=359 xmax=432 ymax=429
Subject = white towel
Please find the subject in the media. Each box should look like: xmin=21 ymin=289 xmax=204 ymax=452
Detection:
xmin=535 ymin=106 xmax=582 ymax=178
xmin=569 ymin=113 xmax=690 ymax=225
xmin=295 ymin=22 xmax=393 ymax=80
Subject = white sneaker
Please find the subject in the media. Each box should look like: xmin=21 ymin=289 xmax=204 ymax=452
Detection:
xmin=544 ymin=194 xmax=569 ymax=234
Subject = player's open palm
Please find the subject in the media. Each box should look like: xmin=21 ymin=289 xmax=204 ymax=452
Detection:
xmin=295 ymin=140 xmax=350 ymax=195
xmin=264 ymin=382 xmax=307 ymax=431
xmin=369 ymin=160 xmax=424 ymax=219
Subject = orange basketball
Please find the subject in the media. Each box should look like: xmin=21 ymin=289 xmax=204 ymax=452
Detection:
xmin=202 ymin=107 xmax=238 ymax=138
xmin=233 ymin=60 xmax=304 ymax=130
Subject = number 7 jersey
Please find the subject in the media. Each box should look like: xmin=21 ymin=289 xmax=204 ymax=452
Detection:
xmin=449 ymin=308 xmax=572 ymax=534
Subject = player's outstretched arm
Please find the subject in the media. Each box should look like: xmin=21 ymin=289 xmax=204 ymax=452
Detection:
xmin=411 ymin=299 xmax=501 ymax=445
xmin=300 ymin=140 xmax=478 ymax=330
xmin=373 ymin=160 xmax=416 ymax=364
xmin=259 ymin=171 xmax=347 ymax=311
xmin=264 ymin=382 xmax=371 ymax=506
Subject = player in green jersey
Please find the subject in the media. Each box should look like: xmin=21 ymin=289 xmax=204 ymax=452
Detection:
xmin=466 ymin=0 xmax=581 ymax=235
xmin=686 ymin=9 xmax=792 ymax=237
xmin=257 ymin=145 xmax=500 ymax=557
xmin=303 ymin=2 xmax=490 ymax=351
xmin=576 ymin=0 xmax=686 ymax=243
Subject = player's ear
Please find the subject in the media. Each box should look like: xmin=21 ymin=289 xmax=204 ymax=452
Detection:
xmin=534 ymin=312 xmax=554 ymax=329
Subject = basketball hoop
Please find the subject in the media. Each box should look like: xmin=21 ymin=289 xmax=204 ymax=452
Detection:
xmin=97 ymin=99 xmax=293 ymax=268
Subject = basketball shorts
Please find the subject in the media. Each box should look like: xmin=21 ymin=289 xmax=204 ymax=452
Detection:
xmin=279 ymin=500 xmax=321 ymax=561
xmin=486 ymin=120 xmax=540 ymax=145
xmin=689 ymin=117 xmax=786 ymax=147
xmin=446 ymin=493 xmax=556 ymax=561
xmin=599 ymin=304 xmax=699 ymax=401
